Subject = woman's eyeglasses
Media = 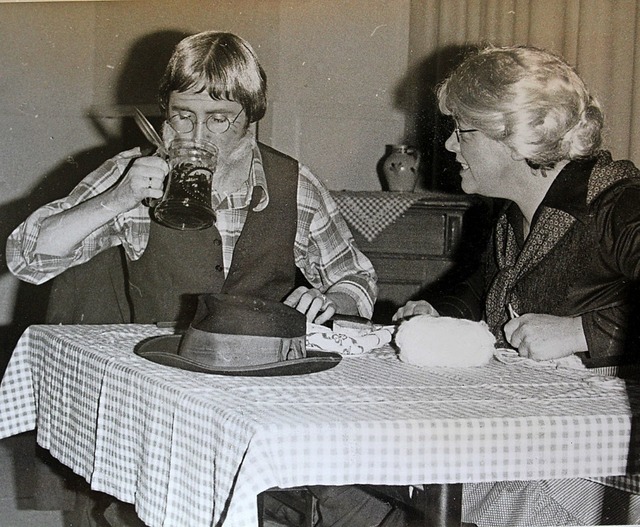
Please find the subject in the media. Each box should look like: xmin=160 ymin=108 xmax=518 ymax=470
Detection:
xmin=454 ymin=125 xmax=479 ymax=142
xmin=167 ymin=109 xmax=244 ymax=135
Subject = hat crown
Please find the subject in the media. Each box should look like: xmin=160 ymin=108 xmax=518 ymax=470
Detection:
xmin=177 ymin=293 xmax=307 ymax=370
xmin=192 ymin=293 xmax=307 ymax=338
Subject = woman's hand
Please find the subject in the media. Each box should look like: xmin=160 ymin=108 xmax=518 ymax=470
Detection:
xmin=392 ymin=300 xmax=439 ymax=322
xmin=503 ymin=313 xmax=587 ymax=360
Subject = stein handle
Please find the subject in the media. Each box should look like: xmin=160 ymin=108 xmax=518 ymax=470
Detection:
xmin=141 ymin=150 xmax=169 ymax=208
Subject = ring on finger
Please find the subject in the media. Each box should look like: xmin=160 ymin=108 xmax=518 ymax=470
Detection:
xmin=318 ymin=294 xmax=330 ymax=308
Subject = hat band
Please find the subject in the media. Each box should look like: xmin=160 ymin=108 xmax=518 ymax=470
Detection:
xmin=178 ymin=326 xmax=306 ymax=368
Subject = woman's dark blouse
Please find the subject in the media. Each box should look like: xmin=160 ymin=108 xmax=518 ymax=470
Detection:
xmin=432 ymin=151 xmax=640 ymax=363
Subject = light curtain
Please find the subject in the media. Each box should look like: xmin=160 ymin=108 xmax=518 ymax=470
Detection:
xmin=403 ymin=0 xmax=640 ymax=190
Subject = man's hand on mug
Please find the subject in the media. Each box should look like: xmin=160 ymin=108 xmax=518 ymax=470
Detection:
xmin=107 ymin=156 xmax=168 ymax=213
xmin=392 ymin=300 xmax=439 ymax=322
xmin=284 ymin=286 xmax=337 ymax=324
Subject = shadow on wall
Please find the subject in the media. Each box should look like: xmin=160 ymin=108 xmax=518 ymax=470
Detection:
xmin=0 ymin=145 xmax=119 ymax=375
xmin=379 ymin=43 xmax=499 ymax=312
xmin=388 ymin=43 xmax=479 ymax=193
xmin=0 ymin=30 xmax=188 ymax=375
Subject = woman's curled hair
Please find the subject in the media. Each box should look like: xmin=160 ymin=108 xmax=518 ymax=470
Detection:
xmin=437 ymin=45 xmax=604 ymax=169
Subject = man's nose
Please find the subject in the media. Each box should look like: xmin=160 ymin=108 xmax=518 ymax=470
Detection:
xmin=191 ymin=120 xmax=208 ymax=142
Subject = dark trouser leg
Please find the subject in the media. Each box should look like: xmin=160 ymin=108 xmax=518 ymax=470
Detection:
xmin=411 ymin=484 xmax=463 ymax=527
xmin=308 ymin=485 xmax=412 ymax=527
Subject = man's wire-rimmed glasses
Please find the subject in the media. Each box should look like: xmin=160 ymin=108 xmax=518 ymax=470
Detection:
xmin=454 ymin=125 xmax=479 ymax=142
xmin=167 ymin=109 xmax=244 ymax=135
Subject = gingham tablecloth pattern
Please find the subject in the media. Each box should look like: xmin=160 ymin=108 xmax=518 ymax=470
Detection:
xmin=588 ymin=380 xmax=640 ymax=494
xmin=0 ymin=325 xmax=638 ymax=527
xmin=331 ymin=191 xmax=423 ymax=242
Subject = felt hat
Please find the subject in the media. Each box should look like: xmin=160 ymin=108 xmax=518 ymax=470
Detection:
xmin=135 ymin=293 xmax=341 ymax=376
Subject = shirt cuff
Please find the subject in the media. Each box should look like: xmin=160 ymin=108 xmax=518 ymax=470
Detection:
xmin=326 ymin=279 xmax=376 ymax=320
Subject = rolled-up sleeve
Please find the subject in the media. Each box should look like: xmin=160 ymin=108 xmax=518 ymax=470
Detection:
xmin=294 ymin=166 xmax=378 ymax=319
xmin=6 ymin=148 xmax=147 ymax=284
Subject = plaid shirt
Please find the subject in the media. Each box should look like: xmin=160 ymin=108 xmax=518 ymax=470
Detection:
xmin=7 ymin=144 xmax=377 ymax=318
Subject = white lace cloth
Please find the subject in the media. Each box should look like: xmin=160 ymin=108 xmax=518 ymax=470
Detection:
xmin=306 ymin=322 xmax=395 ymax=356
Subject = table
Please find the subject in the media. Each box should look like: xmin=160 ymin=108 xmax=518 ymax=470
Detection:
xmin=0 ymin=324 xmax=638 ymax=527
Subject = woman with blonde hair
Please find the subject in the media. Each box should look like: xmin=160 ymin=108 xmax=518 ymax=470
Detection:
xmin=395 ymin=45 xmax=640 ymax=525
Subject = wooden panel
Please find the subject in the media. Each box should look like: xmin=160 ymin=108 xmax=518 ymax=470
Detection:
xmin=354 ymin=210 xmax=448 ymax=255
xmin=368 ymin=256 xmax=453 ymax=284
xmin=377 ymin=283 xmax=423 ymax=306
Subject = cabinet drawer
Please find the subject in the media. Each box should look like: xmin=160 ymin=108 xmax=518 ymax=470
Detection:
xmin=352 ymin=208 xmax=464 ymax=257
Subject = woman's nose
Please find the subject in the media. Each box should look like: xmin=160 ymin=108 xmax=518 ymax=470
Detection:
xmin=444 ymin=131 xmax=459 ymax=153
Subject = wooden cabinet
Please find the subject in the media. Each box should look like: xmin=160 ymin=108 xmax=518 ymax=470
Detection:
xmin=333 ymin=191 xmax=488 ymax=323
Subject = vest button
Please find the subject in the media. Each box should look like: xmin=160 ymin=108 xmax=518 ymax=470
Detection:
xmin=215 ymin=264 xmax=224 ymax=272
xmin=213 ymin=238 xmax=222 ymax=246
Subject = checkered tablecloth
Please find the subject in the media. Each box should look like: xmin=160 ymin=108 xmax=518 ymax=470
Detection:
xmin=1 ymin=324 xmax=638 ymax=527
xmin=331 ymin=191 xmax=423 ymax=241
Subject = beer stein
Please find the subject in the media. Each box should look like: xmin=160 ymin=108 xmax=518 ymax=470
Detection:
xmin=153 ymin=139 xmax=218 ymax=230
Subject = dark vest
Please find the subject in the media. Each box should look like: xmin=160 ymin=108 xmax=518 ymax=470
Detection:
xmin=45 ymin=143 xmax=299 ymax=325
xmin=126 ymin=142 xmax=299 ymax=324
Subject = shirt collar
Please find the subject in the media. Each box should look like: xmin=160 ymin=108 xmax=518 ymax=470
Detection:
xmin=217 ymin=139 xmax=270 ymax=212
xmin=538 ymin=156 xmax=598 ymax=222
xmin=505 ymin=155 xmax=598 ymax=237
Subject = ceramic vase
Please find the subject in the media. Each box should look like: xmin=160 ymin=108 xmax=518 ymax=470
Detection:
xmin=382 ymin=144 xmax=421 ymax=192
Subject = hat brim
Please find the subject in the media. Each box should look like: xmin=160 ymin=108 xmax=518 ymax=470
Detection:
xmin=134 ymin=335 xmax=342 ymax=376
